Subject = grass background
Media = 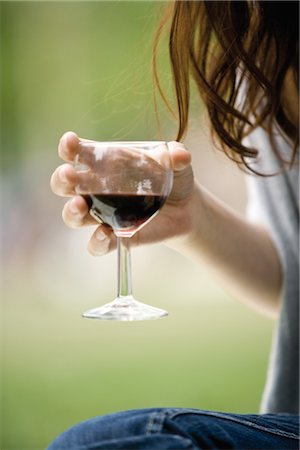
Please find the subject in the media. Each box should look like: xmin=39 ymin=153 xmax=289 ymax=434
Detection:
xmin=3 ymin=277 xmax=274 ymax=449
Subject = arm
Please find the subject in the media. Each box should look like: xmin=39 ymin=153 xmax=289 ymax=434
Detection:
xmin=166 ymin=181 xmax=282 ymax=318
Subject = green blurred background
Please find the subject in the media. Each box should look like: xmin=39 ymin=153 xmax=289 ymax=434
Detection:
xmin=1 ymin=2 xmax=275 ymax=449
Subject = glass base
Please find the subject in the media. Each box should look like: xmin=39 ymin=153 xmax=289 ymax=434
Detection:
xmin=82 ymin=296 xmax=168 ymax=321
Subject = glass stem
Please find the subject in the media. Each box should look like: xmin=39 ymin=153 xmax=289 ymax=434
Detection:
xmin=117 ymin=237 xmax=132 ymax=299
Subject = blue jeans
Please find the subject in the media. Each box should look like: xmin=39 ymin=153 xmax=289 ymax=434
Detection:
xmin=47 ymin=408 xmax=299 ymax=449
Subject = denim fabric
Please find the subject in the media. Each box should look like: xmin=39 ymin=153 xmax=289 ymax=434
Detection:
xmin=47 ymin=408 xmax=300 ymax=450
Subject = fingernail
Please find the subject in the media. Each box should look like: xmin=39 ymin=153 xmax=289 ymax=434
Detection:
xmin=69 ymin=198 xmax=80 ymax=215
xmin=94 ymin=228 xmax=110 ymax=255
xmin=95 ymin=228 xmax=107 ymax=242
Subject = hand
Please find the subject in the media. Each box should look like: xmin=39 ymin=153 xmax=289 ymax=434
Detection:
xmin=50 ymin=132 xmax=195 ymax=255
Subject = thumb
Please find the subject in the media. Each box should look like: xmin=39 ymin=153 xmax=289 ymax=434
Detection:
xmin=168 ymin=141 xmax=192 ymax=172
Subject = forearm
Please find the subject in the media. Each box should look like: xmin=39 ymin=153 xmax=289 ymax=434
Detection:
xmin=167 ymin=182 xmax=282 ymax=318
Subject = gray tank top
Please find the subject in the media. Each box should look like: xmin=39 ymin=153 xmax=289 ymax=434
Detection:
xmin=243 ymin=124 xmax=299 ymax=414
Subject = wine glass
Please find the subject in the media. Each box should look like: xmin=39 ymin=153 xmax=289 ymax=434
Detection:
xmin=74 ymin=140 xmax=173 ymax=321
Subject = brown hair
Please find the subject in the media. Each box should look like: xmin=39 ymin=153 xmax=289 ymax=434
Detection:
xmin=153 ymin=0 xmax=299 ymax=172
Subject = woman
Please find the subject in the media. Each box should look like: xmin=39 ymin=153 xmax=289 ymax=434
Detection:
xmin=48 ymin=1 xmax=299 ymax=448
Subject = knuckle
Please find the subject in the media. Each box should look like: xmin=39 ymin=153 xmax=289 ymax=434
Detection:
xmin=51 ymin=166 xmax=75 ymax=197
xmin=58 ymin=138 xmax=71 ymax=161
xmin=58 ymin=132 xmax=79 ymax=161
xmin=58 ymin=135 xmax=67 ymax=157
xmin=50 ymin=172 xmax=65 ymax=196
xmin=50 ymin=172 xmax=57 ymax=193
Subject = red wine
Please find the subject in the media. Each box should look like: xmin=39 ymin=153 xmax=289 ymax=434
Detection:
xmin=83 ymin=193 xmax=166 ymax=235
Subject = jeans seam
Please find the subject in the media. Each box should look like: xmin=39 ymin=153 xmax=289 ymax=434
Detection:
xmin=169 ymin=410 xmax=299 ymax=439
xmin=146 ymin=410 xmax=167 ymax=435
xmin=146 ymin=409 xmax=181 ymax=435
xmin=145 ymin=409 xmax=196 ymax=449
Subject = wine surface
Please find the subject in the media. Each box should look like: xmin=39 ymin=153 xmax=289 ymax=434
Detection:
xmin=83 ymin=193 xmax=166 ymax=236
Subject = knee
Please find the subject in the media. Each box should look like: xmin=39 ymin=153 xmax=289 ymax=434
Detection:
xmin=46 ymin=409 xmax=158 ymax=450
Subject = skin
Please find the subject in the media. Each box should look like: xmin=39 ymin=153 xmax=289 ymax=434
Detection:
xmin=51 ymin=131 xmax=282 ymax=318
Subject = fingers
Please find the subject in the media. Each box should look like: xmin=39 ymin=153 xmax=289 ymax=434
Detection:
xmin=53 ymin=134 xmax=192 ymax=258
xmin=51 ymin=131 xmax=81 ymax=196
xmin=52 ymin=137 xmax=191 ymax=199
xmin=50 ymin=163 xmax=78 ymax=197
xmin=58 ymin=131 xmax=80 ymax=162
xmin=87 ymin=225 xmax=116 ymax=256
xmin=63 ymin=196 xmax=116 ymax=255
xmin=61 ymin=196 xmax=97 ymax=228
xmin=168 ymin=141 xmax=192 ymax=171
xmin=62 ymin=196 xmax=116 ymax=256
